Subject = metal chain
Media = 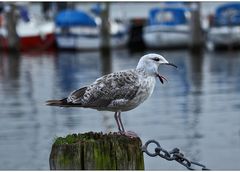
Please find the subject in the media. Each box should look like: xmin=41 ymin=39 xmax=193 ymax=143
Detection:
xmin=142 ymin=140 xmax=210 ymax=170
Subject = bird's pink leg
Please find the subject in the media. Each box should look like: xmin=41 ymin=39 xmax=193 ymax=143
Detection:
xmin=117 ymin=111 xmax=125 ymax=132
xmin=117 ymin=112 xmax=139 ymax=138
xmin=114 ymin=111 xmax=122 ymax=132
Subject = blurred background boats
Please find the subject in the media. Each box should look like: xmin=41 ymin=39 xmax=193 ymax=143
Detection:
xmin=1 ymin=2 xmax=240 ymax=52
xmin=207 ymin=3 xmax=240 ymax=50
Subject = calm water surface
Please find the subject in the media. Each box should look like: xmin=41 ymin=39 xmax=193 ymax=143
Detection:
xmin=0 ymin=49 xmax=240 ymax=170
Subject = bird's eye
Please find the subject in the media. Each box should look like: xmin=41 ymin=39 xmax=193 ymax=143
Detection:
xmin=152 ymin=57 xmax=159 ymax=62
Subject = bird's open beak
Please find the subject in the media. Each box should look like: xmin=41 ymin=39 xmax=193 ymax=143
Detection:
xmin=156 ymin=62 xmax=177 ymax=84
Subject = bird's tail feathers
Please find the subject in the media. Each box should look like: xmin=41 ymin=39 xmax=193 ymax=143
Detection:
xmin=46 ymin=99 xmax=66 ymax=106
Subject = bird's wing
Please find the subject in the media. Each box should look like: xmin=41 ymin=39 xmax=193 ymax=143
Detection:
xmin=68 ymin=69 xmax=140 ymax=108
xmin=67 ymin=86 xmax=88 ymax=103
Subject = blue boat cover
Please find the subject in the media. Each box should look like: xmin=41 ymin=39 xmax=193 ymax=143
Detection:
xmin=215 ymin=3 xmax=240 ymax=26
xmin=55 ymin=10 xmax=97 ymax=27
xmin=148 ymin=7 xmax=187 ymax=26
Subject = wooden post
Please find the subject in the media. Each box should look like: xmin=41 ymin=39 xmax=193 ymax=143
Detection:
xmin=100 ymin=47 xmax=112 ymax=76
xmin=49 ymin=132 xmax=144 ymax=170
xmin=5 ymin=3 xmax=19 ymax=51
xmin=99 ymin=3 xmax=111 ymax=77
xmin=100 ymin=2 xmax=110 ymax=50
xmin=189 ymin=2 xmax=203 ymax=52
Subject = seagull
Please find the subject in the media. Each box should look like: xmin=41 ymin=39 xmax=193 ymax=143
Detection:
xmin=46 ymin=53 xmax=177 ymax=137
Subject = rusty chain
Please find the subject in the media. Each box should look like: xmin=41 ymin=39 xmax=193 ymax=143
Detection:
xmin=142 ymin=140 xmax=210 ymax=170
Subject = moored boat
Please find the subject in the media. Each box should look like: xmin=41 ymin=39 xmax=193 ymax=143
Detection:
xmin=143 ymin=7 xmax=190 ymax=49
xmin=0 ymin=7 xmax=55 ymax=51
xmin=207 ymin=3 xmax=240 ymax=49
xmin=55 ymin=9 xmax=128 ymax=50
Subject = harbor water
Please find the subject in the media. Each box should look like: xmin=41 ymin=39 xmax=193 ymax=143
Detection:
xmin=0 ymin=49 xmax=240 ymax=170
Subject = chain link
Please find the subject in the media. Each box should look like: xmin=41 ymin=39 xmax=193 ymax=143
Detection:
xmin=142 ymin=140 xmax=210 ymax=170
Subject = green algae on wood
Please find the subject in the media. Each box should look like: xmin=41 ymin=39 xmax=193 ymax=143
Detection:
xmin=49 ymin=132 xmax=144 ymax=170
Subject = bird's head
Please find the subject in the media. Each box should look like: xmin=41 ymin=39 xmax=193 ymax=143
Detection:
xmin=136 ymin=53 xmax=177 ymax=84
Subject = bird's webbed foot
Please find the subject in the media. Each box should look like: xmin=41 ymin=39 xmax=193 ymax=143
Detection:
xmin=119 ymin=130 xmax=139 ymax=138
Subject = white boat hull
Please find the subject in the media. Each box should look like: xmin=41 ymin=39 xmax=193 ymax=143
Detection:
xmin=207 ymin=26 xmax=240 ymax=47
xmin=143 ymin=25 xmax=190 ymax=48
xmin=55 ymin=20 xmax=129 ymax=50
xmin=56 ymin=34 xmax=128 ymax=50
xmin=0 ymin=19 xmax=55 ymax=51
